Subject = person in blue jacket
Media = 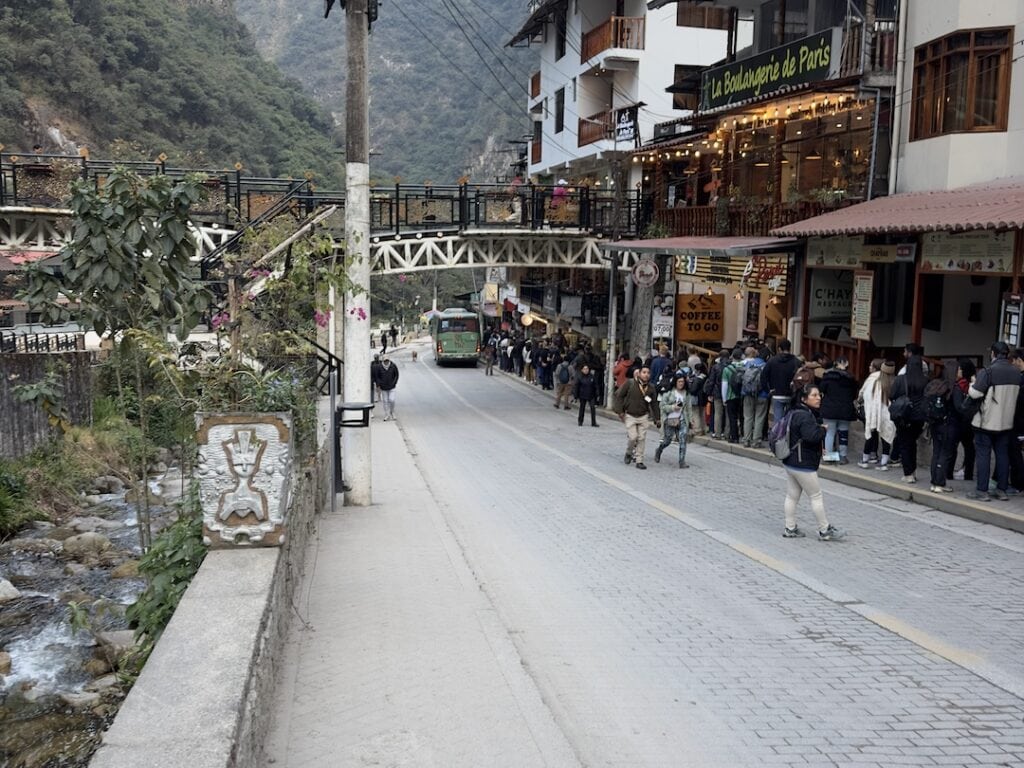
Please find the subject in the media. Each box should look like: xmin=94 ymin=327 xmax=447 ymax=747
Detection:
xmin=782 ymin=383 xmax=845 ymax=541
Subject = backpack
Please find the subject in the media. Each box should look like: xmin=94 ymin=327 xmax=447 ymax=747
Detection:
xmin=655 ymin=368 xmax=675 ymax=394
xmin=791 ymin=365 xmax=817 ymax=394
xmin=741 ymin=364 xmax=763 ymax=397
xmin=557 ymin=362 xmax=570 ymax=384
xmin=728 ymin=363 xmax=745 ymax=396
xmin=922 ymin=378 xmax=952 ymax=423
xmin=688 ymin=373 xmax=705 ymax=397
xmin=768 ymin=410 xmax=795 ymax=461
xmin=703 ymin=370 xmax=717 ymax=397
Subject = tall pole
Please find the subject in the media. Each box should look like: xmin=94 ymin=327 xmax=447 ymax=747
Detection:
xmin=342 ymin=0 xmax=372 ymax=505
xmin=605 ymin=152 xmax=624 ymax=409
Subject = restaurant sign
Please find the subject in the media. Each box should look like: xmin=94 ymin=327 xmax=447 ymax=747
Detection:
xmin=920 ymin=231 xmax=1014 ymax=274
xmin=674 ymin=252 xmax=789 ymax=292
xmin=700 ymin=28 xmax=842 ymax=112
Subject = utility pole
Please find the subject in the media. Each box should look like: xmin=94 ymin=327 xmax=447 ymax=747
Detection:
xmin=342 ymin=0 xmax=372 ymax=505
xmin=604 ymin=152 xmax=624 ymax=409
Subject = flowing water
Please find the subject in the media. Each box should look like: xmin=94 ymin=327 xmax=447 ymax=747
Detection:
xmin=0 ymin=479 xmax=179 ymax=767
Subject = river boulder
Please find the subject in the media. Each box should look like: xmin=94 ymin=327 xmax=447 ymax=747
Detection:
xmin=0 ymin=538 xmax=62 ymax=555
xmin=62 ymin=532 xmax=113 ymax=559
xmin=0 ymin=650 xmax=11 ymax=674
xmin=92 ymin=476 xmax=125 ymax=494
xmin=109 ymin=559 xmax=140 ymax=579
xmin=0 ymin=578 xmax=21 ymax=604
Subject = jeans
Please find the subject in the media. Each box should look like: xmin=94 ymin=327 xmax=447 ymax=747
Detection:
xmin=863 ymin=431 xmax=892 ymax=464
xmin=380 ymin=389 xmax=396 ymax=419
xmin=1009 ymin=435 xmax=1024 ymax=490
xmin=948 ymin=419 xmax=975 ymax=480
xmin=930 ymin=420 xmax=951 ymax=486
xmin=784 ymin=468 xmax=830 ymax=532
xmin=656 ymin=418 xmax=688 ymax=464
xmin=897 ymin=420 xmax=924 ymax=476
xmin=823 ymin=419 xmax=851 ymax=458
xmin=975 ymin=429 xmax=1010 ymax=493
xmin=771 ymin=396 xmax=790 ymax=425
xmin=742 ymin=396 xmax=769 ymax=445
xmin=726 ymin=398 xmax=742 ymax=442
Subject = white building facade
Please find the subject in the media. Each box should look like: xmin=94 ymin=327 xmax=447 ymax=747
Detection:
xmin=511 ymin=0 xmax=730 ymax=184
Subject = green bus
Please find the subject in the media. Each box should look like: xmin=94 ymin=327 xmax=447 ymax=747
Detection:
xmin=430 ymin=308 xmax=481 ymax=365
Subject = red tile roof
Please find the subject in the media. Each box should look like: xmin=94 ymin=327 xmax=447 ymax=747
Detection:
xmin=771 ymin=178 xmax=1024 ymax=237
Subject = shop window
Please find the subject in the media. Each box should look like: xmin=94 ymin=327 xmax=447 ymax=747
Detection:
xmin=676 ymin=4 xmax=730 ymax=31
xmin=671 ymin=65 xmax=702 ymax=111
xmin=910 ymin=27 xmax=1012 ymax=141
xmin=555 ymin=88 xmax=565 ymax=133
xmin=0 ymin=313 xmax=13 ymax=328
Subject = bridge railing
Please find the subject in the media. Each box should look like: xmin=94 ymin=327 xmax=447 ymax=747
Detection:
xmin=1 ymin=153 xmax=645 ymax=238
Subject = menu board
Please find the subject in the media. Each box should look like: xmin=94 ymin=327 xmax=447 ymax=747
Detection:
xmin=920 ymin=231 xmax=1014 ymax=274
xmin=850 ymin=270 xmax=874 ymax=341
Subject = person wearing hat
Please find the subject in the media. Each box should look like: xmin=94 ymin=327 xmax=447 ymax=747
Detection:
xmin=857 ymin=359 xmax=896 ymax=470
xmin=552 ymin=178 xmax=568 ymax=208
xmin=655 ymin=373 xmax=692 ymax=467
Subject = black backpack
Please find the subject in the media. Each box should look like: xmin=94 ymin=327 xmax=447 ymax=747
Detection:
xmin=688 ymin=373 xmax=705 ymax=397
xmin=655 ymin=368 xmax=675 ymax=394
xmin=923 ymin=378 xmax=952 ymax=423
xmin=728 ymin=363 xmax=746 ymax=396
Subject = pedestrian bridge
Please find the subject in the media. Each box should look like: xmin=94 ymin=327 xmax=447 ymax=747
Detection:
xmin=0 ymin=153 xmax=645 ymax=275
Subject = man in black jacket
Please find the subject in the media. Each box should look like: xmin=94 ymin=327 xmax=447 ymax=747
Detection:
xmin=762 ymin=339 xmax=801 ymax=425
xmin=375 ymin=356 xmax=400 ymax=421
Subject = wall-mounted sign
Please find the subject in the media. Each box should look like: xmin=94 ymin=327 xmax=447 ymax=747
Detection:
xmin=700 ymin=28 xmax=842 ymax=111
xmin=850 ymin=270 xmax=874 ymax=341
xmin=632 ymin=257 xmax=660 ymax=287
xmin=616 ymin=106 xmax=640 ymax=147
xmin=809 ymin=268 xmax=853 ymax=322
xmin=808 ymin=236 xmax=862 ymax=269
xmin=674 ymin=252 xmax=789 ymax=292
xmin=675 ymin=293 xmax=725 ymax=343
xmin=920 ymin=231 xmax=1014 ymax=274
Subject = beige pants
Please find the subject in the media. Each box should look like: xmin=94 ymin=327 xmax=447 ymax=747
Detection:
xmin=625 ymin=413 xmax=654 ymax=462
xmin=555 ymin=382 xmax=572 ymax=407
xmin=784 ymin=468 xmax=829 ymax=532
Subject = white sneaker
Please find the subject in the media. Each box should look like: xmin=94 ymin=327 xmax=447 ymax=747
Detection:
xmin=901 ymin=475 xmax=917 ymax=484
xmin=953 ymin=469 xmax=965 ymax=480
xmin=876 ymin=463 xmax=891 ymax=471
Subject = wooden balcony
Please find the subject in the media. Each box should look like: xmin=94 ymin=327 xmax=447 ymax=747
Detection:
xmin=578 ymin=110 xmax=612 ymax=147
xmin=653 ymin=201 xmax=833 ymax=238
xmin=530 ymin=71 xmax=541 ymax=99
xmin=580 ymin=16 xmax=645 ymax=62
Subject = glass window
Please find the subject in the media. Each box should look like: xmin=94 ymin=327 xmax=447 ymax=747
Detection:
xmin=555 ymin=88 xmax=565 ymax=133
xmin=910 ymin=27 xmax=1013 ymax=140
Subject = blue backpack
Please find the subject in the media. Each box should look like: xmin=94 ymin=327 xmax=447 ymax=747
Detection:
xmin=768 ymin=411 xmax=795 ymax=461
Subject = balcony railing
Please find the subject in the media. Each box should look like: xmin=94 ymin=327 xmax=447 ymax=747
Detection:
xmin=581 ymin=16 xmax=645 ymax=62
xmin=578 ymin=111 xmax=613 ymax=147
xmin=530 ymin=71 xmax=541 ymax=99
xmin=654 ymin=201 xmax=834 ymax=238
xmin=840 ymin=19 xmax=897 ymax=77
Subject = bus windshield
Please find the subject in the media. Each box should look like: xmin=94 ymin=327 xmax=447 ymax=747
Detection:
xmin=439 ymin=317 xmax=479 ymax=333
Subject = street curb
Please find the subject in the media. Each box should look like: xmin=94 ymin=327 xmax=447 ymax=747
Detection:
xmin=691 ymin=436 xmax=1024 ymax=535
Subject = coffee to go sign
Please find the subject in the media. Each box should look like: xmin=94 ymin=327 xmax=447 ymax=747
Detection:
xmin=700 ymin=28 xmax=842 ymax=111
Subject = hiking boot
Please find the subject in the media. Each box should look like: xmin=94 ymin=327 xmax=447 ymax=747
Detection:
xmin=679 ymin=461 xmax=689 ymax=469
xmin=783 ymin=526 xmax=806 ymax=538
xmin=635 ymin=462 xmax=647 ymax=470
xmin=818 ymin=525 xmax=845 ymax=541
xmin=624 ymin=453 xmax=634 ymax=465
xmin=966 ymin=490 xmax=991 ymax=502
xmin=838 ymin=456 xmax=850 ymax=465
xmin=654 ymin=446 xmax=663 ymax=463
xmin=992 ymin=489 xmax=1010 ymax=501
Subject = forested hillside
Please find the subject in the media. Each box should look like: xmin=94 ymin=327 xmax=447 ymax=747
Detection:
xmin=0 ymin=0 xmax=343 ymax=182
xmin=234 ymin=0 xmax=532 ymax=185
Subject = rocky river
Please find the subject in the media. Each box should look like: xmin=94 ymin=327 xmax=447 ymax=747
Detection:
xmin=0 ymin=468 xmax=183 ymax=767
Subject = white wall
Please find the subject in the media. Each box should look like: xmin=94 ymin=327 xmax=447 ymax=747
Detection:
xmin=894 ymin=0 xmax=1024 ymax=192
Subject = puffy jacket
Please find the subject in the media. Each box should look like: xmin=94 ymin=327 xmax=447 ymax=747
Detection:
xmin=763 ymin=351 xmax=800 ymax=397
xmin=969 ymin=357 xmax=1020 ymax=432
xmin=375 ymin=361 xmax=399 ymax=390
xmin=818 ymin=369 xmax=859 ymax=421
xmin=574 ymin=372 xmax=598 ymax=402
xmin=782 ymin=404 xmax=826 ymax=471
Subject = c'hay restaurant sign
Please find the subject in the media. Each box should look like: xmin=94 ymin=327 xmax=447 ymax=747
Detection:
xmin=700 ymin=28 xmax=842 ymax=112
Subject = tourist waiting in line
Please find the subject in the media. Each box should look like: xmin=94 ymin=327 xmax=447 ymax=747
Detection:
xmin=889 ymin=351 xmax=928 ymax=483
xmin=858 ymin=359 xmax=896 ymax=470
xmin=819 ymin=355 xmax=859 ymax=465
xmin=740 ymin=346 xmax=769 ymax=448
xmin=966 ymin=341 xmax=1019 ymax=502
xmin=763 ymin=338 xmax=801 ymax=424
xmin=927 ymin=359 xmax=962 ymax=493
xmin=949 ymin=359 xmax=976 ymax=482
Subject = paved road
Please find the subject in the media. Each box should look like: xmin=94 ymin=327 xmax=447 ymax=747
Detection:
xmin=268 ymin=339 xmax=1024 ymax=767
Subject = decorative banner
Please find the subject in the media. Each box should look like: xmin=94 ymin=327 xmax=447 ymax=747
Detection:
xmin=675 ymin=293 xmax=725 ymax=343
xmin=674 ymin=253 xmax=789 ymax=292
xmin=920 ymin=231 xmax=1014 ymax=274
xmin=543 ymin=284 xmax=557 ymax=312
xmin=808 ymin=236 xmax=862 ymax=269
xmin=560 ymin=295 xmax=582 ymax=318
xmin=850 ymin=270 xmax=874 ymax=341
xmin=809 ymin=268 xmax=853 ymax=321
xmin=700 ymin=28 xmax=841 ymax=111
xmin=744 ymin=291 xmax=761 ymax=335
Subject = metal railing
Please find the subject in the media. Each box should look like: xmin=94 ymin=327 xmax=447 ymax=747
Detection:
xmin=0 ymin=331 xmax=85 ymax=354
xmin=654 ymin=201 xmax=833 ymax=238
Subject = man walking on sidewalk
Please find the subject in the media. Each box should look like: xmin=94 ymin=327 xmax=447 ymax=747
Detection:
xmin=614 ymin=365 xmax=660 ymax=470
xmin=375 ymin=356 xmax=400 ymax=422
xmin=966 ymin=341 xmax=1018 ymax=501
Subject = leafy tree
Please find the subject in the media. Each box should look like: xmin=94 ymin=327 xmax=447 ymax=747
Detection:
xmin=19 ymin=168 xmax=210 ymax=550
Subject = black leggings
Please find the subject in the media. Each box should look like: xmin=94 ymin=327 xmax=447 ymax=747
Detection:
xmin=578 ymin=398 xmax=597 ymax=425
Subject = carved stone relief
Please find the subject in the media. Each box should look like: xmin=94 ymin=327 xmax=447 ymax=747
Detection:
xmin=195 ymin=413 xmax=293 ymax=548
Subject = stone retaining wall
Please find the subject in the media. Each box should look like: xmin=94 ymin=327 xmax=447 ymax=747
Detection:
xmin=89 ymin=444 xmax=329 ymax=768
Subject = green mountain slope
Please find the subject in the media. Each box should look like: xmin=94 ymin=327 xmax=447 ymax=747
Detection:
xmin=234 ymin=0 xmax=531 ymax=185
xmin=0 ymin=0 xmax=343 ymax=182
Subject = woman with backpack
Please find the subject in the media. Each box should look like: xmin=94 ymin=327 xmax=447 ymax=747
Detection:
xmin=947 ymin=358 xmax=977 ymax=483
xmin=688 ymin=362 xmax=708 ymax=436
xmin=927 ymin=360 xmax=962 ymax=493
xmin=857 ymin=359 xmax=896 ymax=470
xmin=778 ymin=383 xmax=845 ymax=541
xmin=818 ymin=356 xmax=859 ymax=464
xmin=889 ymin=352 xmax=929 ymax=483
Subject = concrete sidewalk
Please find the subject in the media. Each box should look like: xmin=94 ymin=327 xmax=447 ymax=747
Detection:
xmin=265 ymin=421 xmax=580 ymax=768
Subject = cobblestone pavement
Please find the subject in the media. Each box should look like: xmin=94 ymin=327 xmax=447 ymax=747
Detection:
xmin=268 ymin=345 xmax=1024 ymax=767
